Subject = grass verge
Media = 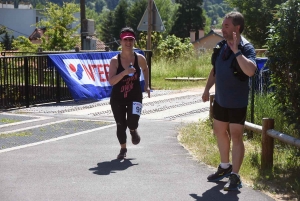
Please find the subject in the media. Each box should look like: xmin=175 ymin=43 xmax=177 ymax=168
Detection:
xmin=178 ymin=118 xmax=300 ymax=201
xmin=151 ymin=54 xmax=300 ymax=201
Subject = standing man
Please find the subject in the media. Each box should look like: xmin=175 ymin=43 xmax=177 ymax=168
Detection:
xmin=202 ymin=11 xmax=256 ymax=191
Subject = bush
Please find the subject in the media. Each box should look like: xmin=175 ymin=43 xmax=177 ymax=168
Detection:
xmin=266 ymin=0 xmax=300 ymax=136
xmin=156 ymin=35 xmax=194 ymax=60
xmin=12 ymin=36 xmax=38 ymax=52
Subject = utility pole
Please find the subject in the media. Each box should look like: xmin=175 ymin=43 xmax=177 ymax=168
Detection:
xmin=80 ymin=0 xmax=86 ymax=50
xmin=147 ymin=0 xmax=153 ymax=50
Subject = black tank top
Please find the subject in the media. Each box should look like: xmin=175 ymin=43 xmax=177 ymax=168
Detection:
xmin=110 ymin=52 xmax=143 ymax=103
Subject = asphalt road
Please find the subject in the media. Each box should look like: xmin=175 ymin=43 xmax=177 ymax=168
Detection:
xmin=0 ymin=89 xmax=275 ymax=201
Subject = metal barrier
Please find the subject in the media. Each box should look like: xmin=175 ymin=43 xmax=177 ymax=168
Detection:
xmin=0 ymin=50 xmax=152 ymax=109
xmin=0 ymin=55 xmax=72 ymax=109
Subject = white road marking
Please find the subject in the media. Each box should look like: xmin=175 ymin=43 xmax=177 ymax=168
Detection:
xmin=0 ymin=113 xmax=53 ymax=129
xmin=0 ymin=123 xmax=115 ymax=153
xmin=0 ymin=118 xmax=114 ymax=134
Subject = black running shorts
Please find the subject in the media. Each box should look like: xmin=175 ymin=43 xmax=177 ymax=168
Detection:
xmin=213 ymin=100 xmax=247 ymax=125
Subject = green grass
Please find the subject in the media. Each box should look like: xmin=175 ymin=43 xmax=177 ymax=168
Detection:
xmin=0 ymin=131 xmax=32 ymax=138
xmin=178 ymin=119 xmax=300 ymax=200
xmin=151 ymin=52 xmax=211 ymax=90
xmin=0 ymin=118 xmax=19 ymax=124
xmin=152 ymin=54 xmax=300 ymax=200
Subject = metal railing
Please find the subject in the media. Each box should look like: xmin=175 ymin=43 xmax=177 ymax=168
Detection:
xmin=0 ymin=50 xmax=152 ymax=109
xmin=0 ymin=55 xmax=72 ymax=109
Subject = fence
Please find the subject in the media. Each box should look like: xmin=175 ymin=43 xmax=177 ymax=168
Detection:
xmin=209 ymin=94 xmax=300 ymax=170
xmin=0 ymin=55 xmax=72 ymax=109
xmin=0 ymin=50 xmax=152 ymax=109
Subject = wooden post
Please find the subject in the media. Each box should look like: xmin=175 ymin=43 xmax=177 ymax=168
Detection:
xmin=80 ymin=0 xmax=86 ymax=50
xmin=261 ymin=118 xmax=274 ymax=170
xmin=147 ymin=0 xmax=153 ymax=50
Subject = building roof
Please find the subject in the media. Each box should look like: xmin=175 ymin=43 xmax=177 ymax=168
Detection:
xmin=88 ymin=36 xmax=107 ymax=51
xmin=28 ymin=28 xmax=46 ymax=41
xmin=212 ymin=29 xmax=222 ymax=36
xmin=192 ymin=29 xmax=223 ymax=44
xmin=75 ymin=36 xmax=107 ymax=51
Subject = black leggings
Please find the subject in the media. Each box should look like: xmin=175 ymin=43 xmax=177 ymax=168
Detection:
xmin=110 ymin=101 xmax=141 ymax=144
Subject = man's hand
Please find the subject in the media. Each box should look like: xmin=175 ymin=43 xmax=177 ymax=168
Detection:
xmin=227 ymin=32 xmax=239 ymax=54
xmin=202 ymin=90 xmax=209 ymax=102
xmin=144 ymin=86 xmax=150 ymax=98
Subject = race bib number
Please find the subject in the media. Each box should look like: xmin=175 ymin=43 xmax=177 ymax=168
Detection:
xmin=132 ymin=102 xmax=142 ymax=116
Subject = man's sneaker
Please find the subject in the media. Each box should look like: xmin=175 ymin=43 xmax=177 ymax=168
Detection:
xmin=207 ymin=164 xmax=232 ymax=182
xmin=130 ymin=130 xmax=140 ymax=145
xmin=117 ymin=148 xmax=127 ymax=159
xmin=224 ymin=173 xmax=243 ymax=191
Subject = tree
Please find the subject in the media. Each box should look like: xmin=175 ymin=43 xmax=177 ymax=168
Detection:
xmin=12 ymin=36 xmax=38 ymax=52
xmin=95 ymin=0 xmax=106 ymax=13
xmin=126 ymin=0 xmax=147 ymax=43
xmin=266 ymin=0 xmax=300 ymax=136
xmin=137 ymin=31 xmax=163 ymax=52
xmin=110 ymin=0 xmax=128 ymax=50
xmin=30 ymin=0 xmax=46 ymax=8
xmin=98 ymin=10 xmax=116 ymax=50
xmin=1 ymin=32 xmax=13 ymax=50
xmin=105 ymin=0 xmax=120 ymax=10
xmin=0 ymin=25 xmax=6 ymax=36
xmin=36 ymin=2 xmax=80 ymax=51
xmin=86 ymin=7 xmax=103 ymax=39
xmin=171 ymin=0 xmax=206 ymax=39
xmin=225 ymin=0 xmax=286 ymax=48
xmin=153 ymin=0 xmax=179 ymax=38
xmin=156 ymin=34 xmax=194 ymax=59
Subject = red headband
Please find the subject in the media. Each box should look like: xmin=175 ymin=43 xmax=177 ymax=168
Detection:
xmin=120 ymin=32 xmax=135 ymax=40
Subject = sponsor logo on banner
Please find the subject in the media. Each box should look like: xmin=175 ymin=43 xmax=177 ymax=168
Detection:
xmin=63 ymin=59 xmax=111 ymax=86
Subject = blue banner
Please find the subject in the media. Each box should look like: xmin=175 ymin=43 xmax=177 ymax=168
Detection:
xmin=48 ymin=51 xmax=145 ymax=101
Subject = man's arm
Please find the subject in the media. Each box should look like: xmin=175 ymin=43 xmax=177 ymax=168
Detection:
xmin=228 ymin=32 xmax=257 ymax=77
xmin=202 ymin=68 xmax=216 ymax=102
xmin=138 ymin=54 xmax=150 ymax=98
xmin=234 ymin=45 xmax=257 ymax=77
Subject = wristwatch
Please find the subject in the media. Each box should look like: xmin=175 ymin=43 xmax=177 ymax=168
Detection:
xmin=235 ymin=50 xmax=242 ymax=57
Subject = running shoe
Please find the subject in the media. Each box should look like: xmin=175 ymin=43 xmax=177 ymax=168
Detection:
xmin=224 ymin=173 xmax=243 ymax=191
xmin=207 ymin=164 xmax=232 ymax=182
xmin=130 ymin=130 xmax=140 ymax=145
xmin=117 ymin=148 xmax=127 ymax=159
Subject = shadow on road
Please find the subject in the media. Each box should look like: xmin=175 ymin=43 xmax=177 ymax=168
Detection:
xmin=89 ymin=158 xmax=138 ymax=175
xmin=190 ymin=181 xmax=240 ymax=201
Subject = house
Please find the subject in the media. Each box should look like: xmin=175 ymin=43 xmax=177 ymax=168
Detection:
xmin=0 ymin=5 xmax=80 ymax=42
xmin=0 ymin=6 xmax=46 ymax=40
xmin=0 ymin=2 xmax=14 ymax=8
xmin=78 ymin=36 xmax=107 ymax=51
xmin=28 ymin=28 xmax=107 ymax=51
xmin=190 ymin=29 xmax=224 ymax=52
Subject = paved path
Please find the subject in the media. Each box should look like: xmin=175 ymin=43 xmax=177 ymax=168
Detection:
xmin=0 ymin=89 xmax=274 ymax=201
